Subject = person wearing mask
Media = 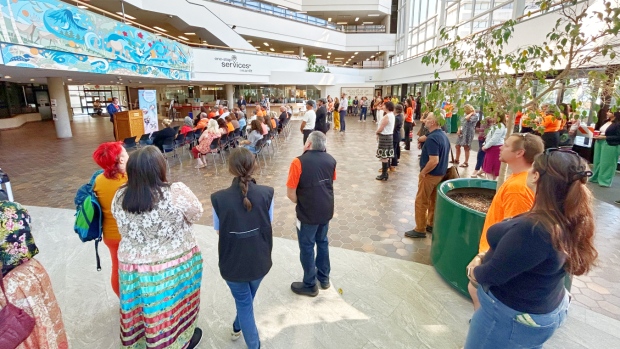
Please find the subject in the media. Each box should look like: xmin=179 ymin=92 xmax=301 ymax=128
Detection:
xmin=181 ymin=116 xmax=194 ymax=135
xmin=406 ymin=112 xmax=450 ymax=238
xmin=468 ymin=133 xmax=545 ymax=309
xmin=454 ymin=104 xmax=480 ymax=167
xmin=591 ymin=111 xmax=620 ymax=187
xmin=315 ymin=98 xmax=328 ymax=134
xmin=375 ymin=102 xmax=396 ymax=181
xmin=482 ymin=113 xmax=507 ymax=180
xmin=111 ymin=146 xmax=204 ymax=349
xmin=0 ymin=200 xmax=69 ymax=348
xmin=301 ymin=100 xmax=317 ymax=144
xmin=211 ymin=148 xmax=274 ymax=349
xmin=404 ymin=99 xmax=415 ymax=150
xmin=93 ymin=142 xmax=129 ymax=297
xmin=389 ymin=104 xmax=404 ymax=171
xmin=339 ymin=94 xmax=348 ymax=133
xmin=333 ymin=98 xmax=341 ymax=131
xmin=240 ymin=120 xmax=264 ymax=154
xmin=152 ymin=119 xmax=176 ymax=152
xmin=287 ymin=131 xmax=337 ymax=296
xmin=193 ymin=119 xmax=222 ymax=169
xmin=107 ymin=97 xmax=122 ymax=139
xmin=465 ymin=149 xmax=597 ymax=348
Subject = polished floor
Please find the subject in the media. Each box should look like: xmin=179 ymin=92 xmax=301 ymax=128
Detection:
xmin=1 ymin=115 xmax=620 ymax=324
xmin=28 ymin=206 xmax=620 ymax=348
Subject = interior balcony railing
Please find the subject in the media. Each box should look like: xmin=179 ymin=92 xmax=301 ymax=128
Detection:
xmin=211 ymin=0 xmax=387 ymax=33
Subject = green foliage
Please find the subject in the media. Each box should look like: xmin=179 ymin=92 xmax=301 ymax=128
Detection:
xmin=306 ymin=54 xmax=330 ymax=73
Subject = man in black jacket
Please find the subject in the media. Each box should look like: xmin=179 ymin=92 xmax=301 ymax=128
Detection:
xmin=314 ymin=98 xmax=328 ymax=134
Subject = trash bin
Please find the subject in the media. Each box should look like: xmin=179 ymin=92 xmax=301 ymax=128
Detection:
xmin=0 ymin=169 xmax=14 ymax=201
xmin=431 ymin=178 xmax=497 ymax=297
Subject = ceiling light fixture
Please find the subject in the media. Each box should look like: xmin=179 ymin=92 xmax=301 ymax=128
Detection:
xmin=247 ymin=40 xmax=253 ymax=42
xmin=363 ymin=22 xmax=373 ymax=24
xmin=368 ymin=14 xmax=380 ymax=17
xmin=328 ymin=17 xmax=332 ymax=21
xmin=30 ymin=78 xmax=35 ymax=81
xmin=335 ymin=57 xmax=344 ymax=60
xmin=153 ymin=26 xmax=167 ymax=32
xmin=77 ymin=5 xmax=88 ymax=9
xmin=263 ymin=42 xmax=269 ymax=46
xmin=67 ymin=78 xmax=73 ymax=81
xmin=116 ymin=12 xmax=136 ymax=20
xmin=184 ymin=32 xmax=196 ymax=35
xmin=355 ymin=52 xmax=359 ymax=55
xmin=337 ymin=22 xmax=347 ymax=25
xmin=314 ymin=54 xmax=322 ymax=56
xmin=351 ymin=56 xmax=355 ymax=58
xmin=3 ymin=76 xmax=10 ymax=79
xmin=254 ymin=46 xmax=261 ymax=49
xmin=270 ymin=48 xmax=275 ymax=51
xmin=178 ymin=36 xmax=189 ymax=40
xmin=355 ymin=17 xmax=359 ymax=21
xmin=283 ymin=50 xmax=294 ymax=53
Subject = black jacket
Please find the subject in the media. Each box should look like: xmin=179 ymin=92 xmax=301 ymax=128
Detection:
xmin=296 ymin=150 xmax=336 ymax=225
xmin=315 ymin=105 xmax=328 ymax=133
xmin=606 ymin=122 xmax=620 ymax=146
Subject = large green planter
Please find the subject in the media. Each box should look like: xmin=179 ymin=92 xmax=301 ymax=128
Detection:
xmin=431 ymin=178 xmax=497 ymax=297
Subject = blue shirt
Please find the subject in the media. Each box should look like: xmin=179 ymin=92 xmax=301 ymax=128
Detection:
xmin=107 ymin=103 xmax=121 ymax=121
xmin=214 ymin=198 xmax=274 ymax=230
xmin=420 ymin=129 xmax=450 ymax=176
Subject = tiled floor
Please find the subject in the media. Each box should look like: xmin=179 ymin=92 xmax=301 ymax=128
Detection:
xmin=28 ymin=206 xmax=620 ymax=348
xmin=1 ymin=115 xmax=620 ymax=321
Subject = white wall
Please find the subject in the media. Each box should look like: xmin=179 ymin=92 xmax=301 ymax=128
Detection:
xmin=302 ymin=0 xmax=391 ymax=14
xmin=0 ymin=113 xmax=42 ymax=130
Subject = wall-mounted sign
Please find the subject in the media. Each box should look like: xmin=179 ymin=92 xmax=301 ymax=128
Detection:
xmin=51 ymin=106 xmax=57 ymax=120
xmin=139 ymin=90 xmax=159 ymax=133
xmin=215 ymin=54 xmax=253 ymax=73
xmin=50 ymin=99 xmax=57 ymax=107
xmin=340 ymin=87 xmax=375 ymax=100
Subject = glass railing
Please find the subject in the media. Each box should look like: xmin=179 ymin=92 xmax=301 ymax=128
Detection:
xmin=212 ymin=0 xmax=387 ymax=33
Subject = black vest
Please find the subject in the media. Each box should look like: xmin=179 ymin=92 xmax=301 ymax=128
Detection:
xmin=296 ymin=150 xmax=337 ymax=225
xmin=211 ymin=178 xmax=274 ymax=282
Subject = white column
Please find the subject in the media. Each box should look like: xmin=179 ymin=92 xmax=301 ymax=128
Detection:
xmin=225 ymin=84 xmax=234 ymax=107
xmin=298 ymin=46 xmax=304 ymax=57
xmin=437 ymin=0 xmax=448 ymax=46
xmin=47 ymin=77 xmax=72 ymax=138
xmin=513 ymin=0 xmax=526 ymax=19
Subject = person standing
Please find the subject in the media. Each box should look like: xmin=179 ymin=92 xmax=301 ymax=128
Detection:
xmin=471 ymin=114 xmax=489 ymax=178
xmin=465 ymin=149 xmax=597 ymax=349
xmin=211 ymin=148 xmax=274 ymax=349
xmin=591 ymin=111 xmax=620 ymax=187
xmin=482 ymin=113 xmax=507 ymax=180
xmin=404 ymin=99 xmax=415 ymax=150
xmin=353 ymin=96 xmax=359 ymax=117
xmin=390 ymin=104 xmax=404 ymax=170
xmin=376 ymin=102 xmax=396 ymax=181
xmin=333 ymin=97 xmax=341 ymax=131
xmin=375 ymin=97 xmax=385 ymax=125
xmin=107 ymin=97 xmax=122 ymax=140
xmin=300 ymin=100 xmax=317 ymax=144
xmin=92 ymin=142 xmax=129 ymax=298
xmin=468 ymin=133 xmax=544 ymax=310
xmin=455 ymin=104 xmax=479 ymax=167
xmin=112 ymin=146 xmax=204 ymax=349
xmin=286 ymin=131 xmax=337 ymax=297
xmin=339 ymin=94 xmax=348 ymax=133
xmin=415 ymin=92 xmax=422 ymax=120
xmin=347 ymin=95 xmax=353 ymax=114
xmin=406 ymin=113 xmax=450 ymax=238
xmin=443 ymin=100 xmax=454 ymax=134
xmin=237 ymin=95 xmax=246 ymax=109
xmin=360 ymin=96 xmax=369 ymax=122
xmin=315 ymin=98 xmax=329 ymax=134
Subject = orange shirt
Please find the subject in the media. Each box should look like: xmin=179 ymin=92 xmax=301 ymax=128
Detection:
xmin=406 ymin=107 xmax=413 ymax=123
xmin=196 ymin=118 xmax=208 ymax=129
xmin=256 ymin=110 xmax=265 ymax=117
xmin=208 ymin=112 xmax=216 ymax=119
xmin=542 ymin=115 xmax=562 ymax=133
xmin=515 ymin=111 xmax=523 ymax=126
xmin=270 ymin=118 xmax=276 ymax=129
xmin=444 ymin=103 xmax=454 ymax=118
xmin=94 ymin=173 xmax=128 ymax=241
xmin=226 ymin=122 xmax=234 ymax=132
xmin=286 ymin=158 xmax=337 ymax=189
xmin=479 ymin=171 xmax=534 ymax=252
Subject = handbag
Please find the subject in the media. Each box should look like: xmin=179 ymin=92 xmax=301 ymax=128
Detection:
xmin=443 ymin=147 xmax=460 ymax=182
xmin=0 ymin=262 xmax=35 ymax=349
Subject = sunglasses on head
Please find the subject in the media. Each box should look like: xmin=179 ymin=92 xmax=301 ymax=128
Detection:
xmin=540 ymin=148 xmax=591 ymax=179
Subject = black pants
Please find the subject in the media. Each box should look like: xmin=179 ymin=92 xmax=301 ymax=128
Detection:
xmin=542 ymin=131 xmax=560 ymax=149
xmin=372 ymin=109 xmax=377 ymax=121
xmin=303 ymin=129 xmax=313 ymax=144
xmin=403 ymin=121 xmax=413 ymax=150
xmin=391 ymin=140 xmax=401 ymax=166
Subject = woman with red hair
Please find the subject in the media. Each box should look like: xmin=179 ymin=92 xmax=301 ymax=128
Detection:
xmin=92 ymin=141 xmax=129 ymax=297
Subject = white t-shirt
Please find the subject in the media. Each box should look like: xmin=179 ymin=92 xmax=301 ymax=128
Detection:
xmin=340 ymin=98 xmax=348 ymax=111
xmin=219 ymin=112 xmax=230 ymax=119
xmin=600 ymin=121 xmax=612 ymax=135
xmin=302 ymin=109 xmax=316 ymax=130
xmin=379 ymin=112 xmax=395 ymax=135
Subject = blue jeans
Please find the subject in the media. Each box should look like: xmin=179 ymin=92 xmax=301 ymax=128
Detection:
xmin=226 ymin=277 xmax=264 ymax=349
xmin=360 ymin=107 xmax=367 ymax=120
xmin=296 ymin=223 xmax=331 ymax=287
xmin=475 ymin=139 xmax=486 ymax=170
xmin=339 ymin=110 xmax=346 ymax=132
xmin=465 ymin=287 xmax=569 ymax=349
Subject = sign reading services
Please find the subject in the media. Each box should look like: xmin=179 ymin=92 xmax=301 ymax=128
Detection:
xmin=216 ymin=55 xmax=252 ymax=73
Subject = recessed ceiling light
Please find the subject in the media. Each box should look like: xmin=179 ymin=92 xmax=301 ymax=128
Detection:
xmin=78 ymin=5 xmax=88 ymax=9
xmin=254 ymin=46 xmax=261 ymax=49
xmin=178 ymin=36 xmax=189 ymax=40
xmin=263 ymin=42 xmax=269 ymax=46
xmin=328 ymin=17 xmax=332 ymax=21
xmin=335 ymin=58 xmax=344 ymax=59
xmin=247 ymin=40 xmax=253 ymax=42
xmin=153 ymin=26 xmax=167 ymax=32
xmin=283 ymin=50 xmax=294 ymax=53
xmin=116 ymin=12 xmax=136 ymax=20
xmin=337 ymin=22 xmax=347 ymax=25
xmin=3 ymin=76 xmax=10 ymax=79
xmin=30 ymin=78 xmax=35 ymax=81
xmin=355 ymin=52 xmax=359 ymax=55
xmin=368 ymin=14 xmax=380 ymax=17
xmin=355 ymin=17 xmax=359 ymax=21
xmin=377 ymin=52 xmax=381 ymax=54
xmin=314 ymin=54 xmax=322 ymax=57
xmin=363 ymin=22 xmax=373 ymax=24
xmin=269 ymin=48 xmax=275 ymax=51
xmin=184 ymin=32 xmax=196 ymax=35
xmin=67 ymin=78 xmax=72 ymax=81
xmin=370 ymin=55 xmax=375 ymax=58
xmin=351 ymin=56 xmax=355 ymax=58
xmin=138 ymin=81 xmax=142 ymax=84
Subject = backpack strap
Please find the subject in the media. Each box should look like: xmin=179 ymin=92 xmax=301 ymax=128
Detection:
xmin=95 ymin=239 xmax=102 ymax=271
xmin=90 ymin=170 xmax=104 ymax=187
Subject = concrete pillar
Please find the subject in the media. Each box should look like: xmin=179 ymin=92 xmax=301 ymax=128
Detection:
xmin=47 ymin=77 xmax=72 ymax=138
xmin=298 ymin=47 xmax=304 ymax=57
xmin=225 ymin=84 xmax=234 ymax=107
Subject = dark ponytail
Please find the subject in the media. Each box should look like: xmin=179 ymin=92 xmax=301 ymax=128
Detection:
xmin=228 ymin=148 xmax=257 ymax=211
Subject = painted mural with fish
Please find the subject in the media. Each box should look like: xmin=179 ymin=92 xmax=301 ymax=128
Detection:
xmin=0 ymin=0 xmax=192 ymax=79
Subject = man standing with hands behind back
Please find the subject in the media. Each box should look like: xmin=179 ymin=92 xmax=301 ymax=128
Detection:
xmin=287 ymin=131 xmax=337 ymax=297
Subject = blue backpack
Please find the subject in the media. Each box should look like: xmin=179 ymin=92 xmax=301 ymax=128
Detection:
xmin=74 ymin=170 xmax=104 ymax=271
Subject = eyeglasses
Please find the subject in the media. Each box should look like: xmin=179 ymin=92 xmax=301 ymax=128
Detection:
xmin=540 ymin=147 xmax=587 ymax=178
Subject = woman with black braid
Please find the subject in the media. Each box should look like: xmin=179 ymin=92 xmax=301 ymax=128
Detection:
xmin=210 ymin=148 xmax=275 ymax=349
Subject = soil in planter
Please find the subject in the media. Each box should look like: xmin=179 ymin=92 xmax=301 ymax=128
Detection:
xmin=447 ymin=188 xmax=496 ymax=213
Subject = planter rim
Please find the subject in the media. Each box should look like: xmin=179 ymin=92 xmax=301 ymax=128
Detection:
xmin=437 ymin=178 xmax=497 ymax=217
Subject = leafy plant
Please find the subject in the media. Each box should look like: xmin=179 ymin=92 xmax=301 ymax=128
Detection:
xmin=306 ymin=54 xmax=330 ymax=73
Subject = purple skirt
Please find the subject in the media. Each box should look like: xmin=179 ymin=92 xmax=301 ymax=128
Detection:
xmin=482 ymin=145 xmax=502 ymax=176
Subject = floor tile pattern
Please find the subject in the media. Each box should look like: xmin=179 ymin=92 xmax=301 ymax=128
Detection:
xmin=1 ymin=115 xmax=619 ymax=320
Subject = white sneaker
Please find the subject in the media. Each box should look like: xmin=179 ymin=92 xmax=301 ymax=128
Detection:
xmin=231 ymin=329 xmax=241 ymax=341
xmin=363 ymin=120 xmax=366 ymax=122
xmin=358 ymin=120 xmax=361 ymax=122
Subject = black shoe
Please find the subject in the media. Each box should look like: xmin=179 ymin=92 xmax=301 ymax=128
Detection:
xmin=291 ymin=282 xmax=319 ymax=297
xmin=404 ymin=230 xmax=427 ymax=238
xmin=320 ymin=281 xmax=330 ymax=290
xmin=426 ymin=225 xmax=433 ymax=234
xmin=615 ymin=200 xmax=620 ymax=205
xmin=188 ymin=327 xmax=203 ymax=349
xmin=376 ymin=162 xmax=389 ymax=181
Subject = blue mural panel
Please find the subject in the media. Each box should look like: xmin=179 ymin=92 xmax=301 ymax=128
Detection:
xmin=0 ymin=0 xmax=192 ymax=79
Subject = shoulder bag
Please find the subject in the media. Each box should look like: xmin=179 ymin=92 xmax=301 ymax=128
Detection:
xmin=0 ymin=262 xmax=35 ymax=348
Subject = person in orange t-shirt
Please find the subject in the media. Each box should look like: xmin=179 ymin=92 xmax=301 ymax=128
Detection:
xmin=92 ymin=142 xmax=129 ymax=298
xmin=468 ymin=133 xmax=544 ymax=310
xmin=540 ymin=112 xmax=563 ymax=149
xmin=404 ymin=99 xmax=415 ymax=150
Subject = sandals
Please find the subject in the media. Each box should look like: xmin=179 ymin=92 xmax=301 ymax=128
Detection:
xmin=450 ymin=160 xmax=460 ymax=165
xmin=459 ymin=163 xmax=469 ymax=168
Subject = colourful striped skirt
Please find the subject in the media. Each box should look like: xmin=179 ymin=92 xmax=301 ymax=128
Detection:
xmin=119 ymin=246 xmax=203 ymax=349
